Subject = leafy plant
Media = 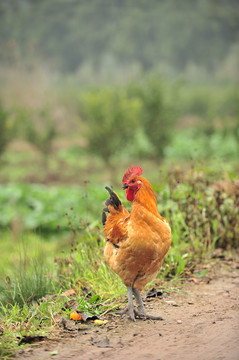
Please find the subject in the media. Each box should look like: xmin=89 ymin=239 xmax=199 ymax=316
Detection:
xmin=0 ymin=183 xmax=105 ymax=233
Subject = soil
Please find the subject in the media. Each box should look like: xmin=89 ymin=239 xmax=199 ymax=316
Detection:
xmin=16 ymin=260 xmax=239 ymax=360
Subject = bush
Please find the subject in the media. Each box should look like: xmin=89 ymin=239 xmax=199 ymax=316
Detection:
xmin=157 ymin=169 xmax=239 ymax=251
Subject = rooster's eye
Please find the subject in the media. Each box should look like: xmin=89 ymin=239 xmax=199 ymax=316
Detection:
xmin=131 ymin=180 xmax=135 ymax=183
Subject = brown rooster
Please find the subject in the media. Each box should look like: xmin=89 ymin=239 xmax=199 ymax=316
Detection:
xmin=102 ymin=166 xmax=171 ymax=321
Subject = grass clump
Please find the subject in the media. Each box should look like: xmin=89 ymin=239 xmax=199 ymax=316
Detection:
xmin=0 ymin=258 xmax=58 ymax=307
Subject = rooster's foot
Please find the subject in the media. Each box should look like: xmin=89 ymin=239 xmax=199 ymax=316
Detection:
xmin=117 ymin=307 xmax=163 ymax=321
xmin=134 ymin=310 xmax=163 ymax=320
xmin=117 ymin=305 xmax=136 ymax=321
xmin=133 ymin=288 xmax=164 ymax=320
xmin=119 ymin=286 xmax=164 ymax=321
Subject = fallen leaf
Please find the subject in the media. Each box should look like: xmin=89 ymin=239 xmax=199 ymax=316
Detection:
xmin=70 ymin=312 xmax=82 ymax=321
xmin=94 ymin=320 xmax=108 ymax=325
xmin=61 ymin=289 xmax=76 ymax=297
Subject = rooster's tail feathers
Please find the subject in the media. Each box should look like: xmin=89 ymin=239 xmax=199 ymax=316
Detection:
xmin=105 ymin=186 xmax=121 ymax=208
xmin=102 ymin=187 xmax=122 ymax=226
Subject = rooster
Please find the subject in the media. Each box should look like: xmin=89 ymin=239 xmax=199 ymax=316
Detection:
xmin=102 ymin=166 xmax=171 ymax=321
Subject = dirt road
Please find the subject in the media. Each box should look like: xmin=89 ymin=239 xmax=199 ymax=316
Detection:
xmin=17 ymin=261 xmax=239 ymax=360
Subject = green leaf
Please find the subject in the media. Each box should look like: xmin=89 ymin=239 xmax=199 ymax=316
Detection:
xmin=50 ymin=350 xmax=59 ymax=356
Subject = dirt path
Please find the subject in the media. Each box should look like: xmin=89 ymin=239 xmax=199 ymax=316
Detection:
xmin=17 ymin=262 xmax=239 ymax=360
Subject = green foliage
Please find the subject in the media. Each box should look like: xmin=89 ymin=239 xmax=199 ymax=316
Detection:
xmin=0 ymin=168 xmax=238 ymax=252
xmin=80 ymin=88 xmax=141 ymax=164
xmin=158 ymin=169 xmax=239 ymax=252
xmin=0 ymin=183 xmax=105 ymax=232
xmin=155 ymin=171 xmax=239 ymax=276
xmin=165 ymin=128 xmax=239 ymax=161
xmin=165 ymin=84 xmax=239 ymax=159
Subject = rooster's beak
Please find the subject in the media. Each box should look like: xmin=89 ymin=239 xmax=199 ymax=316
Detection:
xmin=122 ymin=184 xmax=128 ymax=190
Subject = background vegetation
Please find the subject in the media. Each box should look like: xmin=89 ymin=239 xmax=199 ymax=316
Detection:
xmin=1 ymin=0 xmax=239 ymax=77
xmin=0 ymin=0 xmax=238 ymax=357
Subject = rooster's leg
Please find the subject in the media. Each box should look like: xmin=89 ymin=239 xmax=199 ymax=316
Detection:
xmin=133 ymin=288 xmax=163 ymax=320
xmin=133 ymin=288 xmax=146 ymax=315
xmin=118 ymin=286 xmax=136 ymax=321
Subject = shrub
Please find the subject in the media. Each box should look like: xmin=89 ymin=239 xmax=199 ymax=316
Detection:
xmin=127 ymin=75 xmax=178 ymax=160
xmin=158 ymin=169 xmax=239 ymax=250
xmin=80 ymin=88 xmax=141 ymax=165
xmin=13 ymin=107 xmax=57 ymax=167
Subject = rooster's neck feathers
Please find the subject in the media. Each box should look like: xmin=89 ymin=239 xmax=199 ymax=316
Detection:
xmin=132 ymin=177 xmax=159 ymax=215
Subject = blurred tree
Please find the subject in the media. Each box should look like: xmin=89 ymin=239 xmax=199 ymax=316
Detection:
xmin=0 ymin=0 xmax=238 ymax=75
xmin=25 ymin=109 xmax=56 ymax=168
xmin=128 ymin=75 xmax=177 ymax=160
xmin=13 ymin=107 xmax=57 ymax=168
xmin=80 ymin=88 xmax=141 ymax=165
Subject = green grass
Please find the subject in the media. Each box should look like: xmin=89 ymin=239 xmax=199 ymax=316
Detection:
xmin=0 ymin=228 xmax=126 ymax=358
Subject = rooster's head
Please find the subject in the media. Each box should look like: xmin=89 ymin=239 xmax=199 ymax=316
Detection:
xmin=122 ymin=166 xmax=143 ymax=202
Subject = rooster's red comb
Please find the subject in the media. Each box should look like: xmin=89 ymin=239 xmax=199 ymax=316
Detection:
xmin=122 ymin=166 xmax=143 ymax=184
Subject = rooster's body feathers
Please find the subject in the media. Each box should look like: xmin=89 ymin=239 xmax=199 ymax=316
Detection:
xmin=103 ymin=177 xmax=171 ymax=291
xmin=102 ymin=167 xmax=171 ymax=320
